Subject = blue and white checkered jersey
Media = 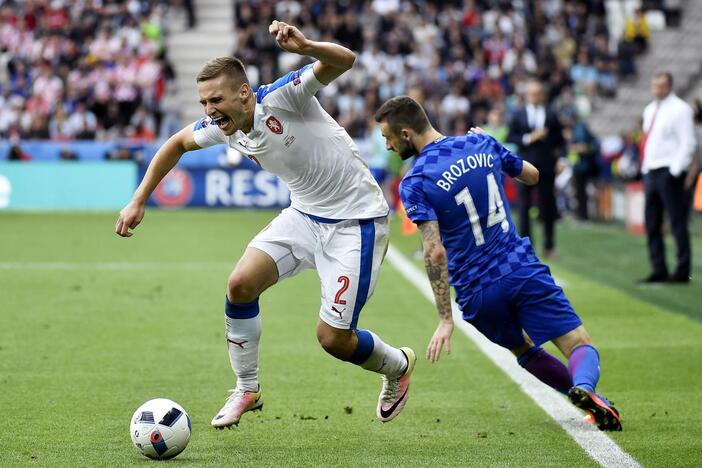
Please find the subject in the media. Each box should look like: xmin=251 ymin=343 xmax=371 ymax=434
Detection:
xmin=399 ymin=133 xmax=539 ymax=294
xmin=192 ymin=63 xmax=388 ymax=220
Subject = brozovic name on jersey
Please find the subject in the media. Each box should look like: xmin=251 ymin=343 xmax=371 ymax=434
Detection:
xmin=436 ymin=153 xmax=495 ymax=192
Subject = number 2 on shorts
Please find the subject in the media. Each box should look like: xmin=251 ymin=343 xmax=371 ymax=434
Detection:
xmin=334 ymin=275 xmax=350 ymax=304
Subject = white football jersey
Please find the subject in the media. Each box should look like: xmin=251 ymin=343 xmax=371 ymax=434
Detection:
xmin=192 ymin=63 xmax=388 ymax=220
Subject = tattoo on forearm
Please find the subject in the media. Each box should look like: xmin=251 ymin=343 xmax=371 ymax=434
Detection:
xmin=420 ymin=222 xmax=452 ymax=320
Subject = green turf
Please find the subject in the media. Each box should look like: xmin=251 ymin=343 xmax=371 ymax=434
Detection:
xmin=392 ymin=215 xmax=702 ymax=467
xmin=549 ymin=216 xmax=702 ymax=322
xmin=0 ymin=211 xmax=700 ymax=466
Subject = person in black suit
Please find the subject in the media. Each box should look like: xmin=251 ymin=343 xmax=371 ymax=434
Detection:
xmin=507 ymin=80 xmax=564 ymax=257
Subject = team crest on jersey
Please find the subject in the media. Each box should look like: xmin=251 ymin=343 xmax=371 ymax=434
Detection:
xmin=265 ymin=116 xmax=283 ymax=134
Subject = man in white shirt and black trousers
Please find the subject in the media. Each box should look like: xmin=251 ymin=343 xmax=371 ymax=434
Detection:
xmin=639 ymin=72 xmax=696 ymax=283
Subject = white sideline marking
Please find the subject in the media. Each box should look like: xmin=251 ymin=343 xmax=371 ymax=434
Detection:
xmin=0 ymin=261 xmax=232 ymax=271
xmin=386 ymin=244 xmax=640 ymax=468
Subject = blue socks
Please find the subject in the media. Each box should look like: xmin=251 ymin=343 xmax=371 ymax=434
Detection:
xmin=518 ymin=347 xmax=573 ymax=395
xmin=568 ymin=344 xmax=600 ymax=393
xmin=225 ymin=297 xmax=260 ymax=319
xmin=349 ymin=329 xmax=375 ymax=364
xmin=518 ymin=344 xmax=603 ymax=396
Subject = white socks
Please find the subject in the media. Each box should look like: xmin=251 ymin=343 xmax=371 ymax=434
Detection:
xmin=358 ymin=330 xmax=407 ymax=378
xmin=225 ymin=315 xmax=261 ymax=392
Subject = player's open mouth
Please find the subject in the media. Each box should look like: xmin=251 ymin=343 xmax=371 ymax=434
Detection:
xmin=213 ymin=116 xmax=231 ymax=129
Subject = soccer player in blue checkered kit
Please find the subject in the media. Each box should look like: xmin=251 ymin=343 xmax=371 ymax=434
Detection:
xmin=115 ymin=21 xmax=415 ymax=428
xmin=374 ymin=96 xmax=622 ymax=431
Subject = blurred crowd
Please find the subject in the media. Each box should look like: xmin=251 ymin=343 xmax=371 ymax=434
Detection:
xmin=236 ymin=0 xmax=636 ymax=136
xmin=235 ymin=0 xmax=659 ymax=219
xmin=3 ymin=0 xmax=695 ymax=222
xmin=0 ymin=0 xmax=178 ymax=142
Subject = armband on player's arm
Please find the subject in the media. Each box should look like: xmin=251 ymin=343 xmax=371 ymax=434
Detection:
xmin=515 ymin=160 xmax=539 ymax=186
xmin=418 ymin=221 xmax=453 ymax=323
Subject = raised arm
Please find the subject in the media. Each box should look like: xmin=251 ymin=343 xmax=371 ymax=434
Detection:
xmin=419 ymin=220 xmax=454 ymax=362
xmin=269 ymin=20 xmax=356 ymax=85
xmin=115 ymin=123 xmax=200 ymax=237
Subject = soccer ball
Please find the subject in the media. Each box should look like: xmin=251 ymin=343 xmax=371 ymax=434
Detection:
xmin=130 ymin=398 xmax=191 ymax=460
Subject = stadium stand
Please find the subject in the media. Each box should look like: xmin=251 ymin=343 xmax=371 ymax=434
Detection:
xmin=0 ymin=0 xmax=178 ymax=144
xmin=167 ymin=0 xmax=234 ymax=126
xmin=2 ymin=0 xmax=699 ymax=219
xmin=588 ymin=0 xmax=702 ymax=137
xmin=4 ymin=1 xmax=698 ymax=143
xmin=227 ymin=0 xmax=624 ymax=216
xmin=230 ymin=0 xmax=624 ymax=140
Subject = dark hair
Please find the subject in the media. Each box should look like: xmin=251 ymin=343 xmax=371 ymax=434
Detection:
xmin=653 ymin=71 xmax=673 ymax=87
xmin=196 ymin=56 xmax=248 ymax=88
xmin=374 ymin=96 xmax=431 ymax=134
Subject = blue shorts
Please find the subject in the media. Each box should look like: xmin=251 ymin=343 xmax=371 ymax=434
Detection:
xmin=455 ymin=263 xmax=582 ymax=350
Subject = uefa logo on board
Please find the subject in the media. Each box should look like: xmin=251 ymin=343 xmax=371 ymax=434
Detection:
xmin=152 ymin=167 xmax=194 ymax=208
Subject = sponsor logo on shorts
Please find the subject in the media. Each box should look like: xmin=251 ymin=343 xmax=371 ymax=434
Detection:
xmin=331 ymin=306 xmax=345 ymax=320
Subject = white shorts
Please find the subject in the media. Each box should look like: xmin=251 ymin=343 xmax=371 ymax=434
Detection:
xmin=249 ymin=207 xmax=389 ymax=329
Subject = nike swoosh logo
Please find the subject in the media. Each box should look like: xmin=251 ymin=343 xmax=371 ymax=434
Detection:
xmin=379 ymin=387 xmax=408 ymax=419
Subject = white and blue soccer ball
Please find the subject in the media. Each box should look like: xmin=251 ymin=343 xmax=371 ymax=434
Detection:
xmin=130 ymin=398 xmax=191 ymax=460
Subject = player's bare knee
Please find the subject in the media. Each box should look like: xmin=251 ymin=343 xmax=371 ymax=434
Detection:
xmin=227 ymin=272 xmax=260 ymax=303
xmin=316 ymin=327 xmax=354 ymax=359
xmin=554 ymin=325 xmax=593 ymax=357
xmin=568 ymin=335 xmax=592 ymax=354
xmin=316 ymin=329 xmax=339 ymax=353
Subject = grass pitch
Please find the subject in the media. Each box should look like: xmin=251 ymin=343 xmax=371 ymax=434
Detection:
xmin=1 ymin=210 xmax=700 ymax=466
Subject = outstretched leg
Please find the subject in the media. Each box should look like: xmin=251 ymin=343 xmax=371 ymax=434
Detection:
xmin=553 ymin=326 xmax=622 ymax=431
xmin=212 ymin=247 xmax=278 ymax=429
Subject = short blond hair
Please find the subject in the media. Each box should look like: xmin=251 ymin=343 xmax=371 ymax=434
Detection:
xmin=196 ymin=56 xmax=248 ymax=87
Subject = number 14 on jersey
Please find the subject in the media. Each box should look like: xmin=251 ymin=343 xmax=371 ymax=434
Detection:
xmin=454 ymin=173 xmax=509 ymax=246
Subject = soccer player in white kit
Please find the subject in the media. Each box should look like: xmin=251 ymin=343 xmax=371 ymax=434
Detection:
xmin=115 ymin=21 xmax=416 ymax=428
